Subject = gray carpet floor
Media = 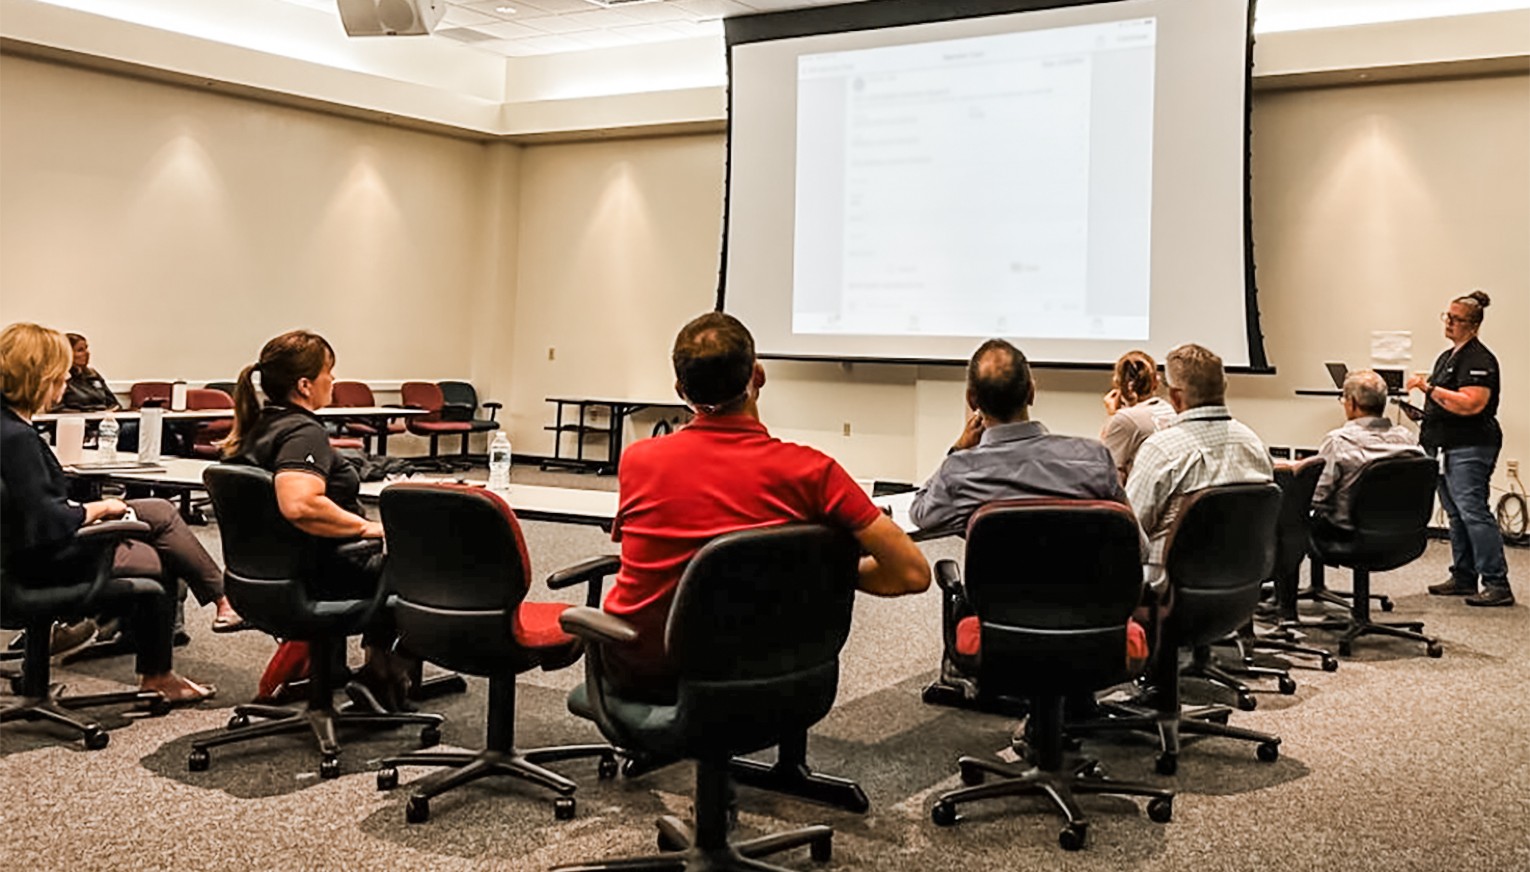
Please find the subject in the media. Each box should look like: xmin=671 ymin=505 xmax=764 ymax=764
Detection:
xmin=3 ymin=474 xmax=1528 ymax=871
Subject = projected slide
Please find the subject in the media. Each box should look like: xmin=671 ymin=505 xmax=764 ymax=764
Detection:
xmin=791 ymin=18 xmax=1156 ymax=340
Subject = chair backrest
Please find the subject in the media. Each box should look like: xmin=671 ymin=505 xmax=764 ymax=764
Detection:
xmin=1332 ymin=454 xmax=1437 ymax=570
xmin=380 ymin=484 xmax=535 ymax=675
xmin=401 ymin=381 xmax=445 ymax=424
xmin=663 ymin=523 xmax=860 ymax=756
xmin=129 ymin=381 xmax=172 ymax=409
xmin=185 ymin=388 xmax=233 ymax=411
xmin=1272 ymin=456 xmax=1326 ymax=579
xmin=0 ymin=479 xmax=127 ymax=627
xmin=438 ymin=381 xmax=479 ymax=410
xmin=1162 ymin=483 xmax=1282 ymax=645
xmin=204 ymin=381 xmax=238 ymax=396
xmin=202 ymin=464 xmax=325 ymax=636
xmin=962 ymin=499 xmax=1145 ymax=697
xmin=331 ymin=380 xmax=376 ymax=408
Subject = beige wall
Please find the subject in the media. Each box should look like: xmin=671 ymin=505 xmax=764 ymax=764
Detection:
xmin=0 ymin=54 xmax=503 ymax=393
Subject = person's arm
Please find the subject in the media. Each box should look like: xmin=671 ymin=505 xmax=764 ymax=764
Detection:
xmin=1310 ymin=436 xmax=1341 ymax=512
xmin=1124 ymin=442 xmax=1172 ymax=541
xmin=1423 ymin=384 xmax=1491 ymax=416
xmin=908 ymin=459 xmax=966 ymax=535
xmin=853 ymin=514 xmax=930 ymax=596
xmin=274 ymin=470 xmax=384 ymax=539
xmin=951 ymin=409 xmax=985 ymax=453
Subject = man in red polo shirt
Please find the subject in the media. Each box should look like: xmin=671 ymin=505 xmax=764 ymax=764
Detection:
xmin=604 ymin=311 xmax=931 ymax=702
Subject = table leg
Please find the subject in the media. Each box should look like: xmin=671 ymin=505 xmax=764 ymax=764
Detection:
xmin=605 ymin=404 xmax=629 ymax=475
xmin=374 ymin=416 xmax=389 ymax=455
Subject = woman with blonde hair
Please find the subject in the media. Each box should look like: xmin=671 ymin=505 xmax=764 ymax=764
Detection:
xmin=1 ymin=322 xmax=215 ymax=703
xmin=1100 ymin=350 xmax=1177 ymax=483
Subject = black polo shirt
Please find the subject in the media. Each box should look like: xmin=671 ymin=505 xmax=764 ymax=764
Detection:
xmin=230 ymin=404 xmax=363 ymax=515
xmin=1420 ymin=337 xmax=1501 ymax=451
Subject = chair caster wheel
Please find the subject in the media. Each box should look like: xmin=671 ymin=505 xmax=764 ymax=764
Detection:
xmin=420 ymin=726 xmax=441 ymax=748
xmin=958 ymin=761 xmax=984 ymax=786
xmin=147 ymin=696 xmax=171 ymax=717
xmin=1427 ymin=642 xmax=1443 ymax=659
xmin=810 ymin=833 xmax=833 ymax=863
xmin=188 ymin=748 xmax=210 ymax=771
xmin=1257 ymin=741 xmax=1280 ymax=763
xmin=657 ymin=830 xmax=686 ymax=852
xmin=1338 ymin=641 xmax=1353 ymax=657
xmin=1147 ymin=796 xmax=1173 ymax=823
xmin=227 ymin=713 xmax=250 ymax=729
xmin=1155 ymin=753 xmax=1178 ymax=776
xmin=598 ymin=753 xmax=619 ymax=780
xmin=1058 ymin=823 xmax=1087 ymax=851
xmin=931 ymin=801 xmax=958 ymax=827
xmin=1379 ymin=598 xmax=1394 ymax=612
xmin=1278 ymin=675 xmax=1297 ymax=695
xmin=1321 ymin=656 xmax=1339 ymax=672
xmin=319 ymin=756 xmax=341 ymax=779
xmin=554 ymin=797 xmax=576 ymax=821
xmin=377 ymin=767 xmax=399 ymax=791
xmin=1236 ymin=694 xmax=1257 ymax=711
xmin=83 ymin=727 xmax=109 ymax=750
xmin=406 ymin=796 xmax=430 ymax=824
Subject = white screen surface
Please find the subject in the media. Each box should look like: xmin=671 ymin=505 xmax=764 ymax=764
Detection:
xmin=724 ymin=0 xmax=1260 ymax=367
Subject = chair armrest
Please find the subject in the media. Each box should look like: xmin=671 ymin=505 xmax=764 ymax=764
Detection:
xmin=336 ymin=539 xmax=383 ymax=561
xmin=559 ymin=606 xmax=638 ymax=646
xmin=482 ymin=401 xmax=502 ymax=421
xmin=74 ymin=519 xmax=151 ymax=542
xmin=548 ymin=555 xmax=621 ymax=608
xmin=934 ymin=558 xmax=963 ymax=595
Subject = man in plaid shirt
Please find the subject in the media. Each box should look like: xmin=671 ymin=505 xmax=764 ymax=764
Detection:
xmin=1125 ymin=343 xmax=1274 ymax=578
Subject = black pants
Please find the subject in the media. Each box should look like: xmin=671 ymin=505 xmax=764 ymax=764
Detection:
xmin=315 ymin=540 xmax=393 ymax=648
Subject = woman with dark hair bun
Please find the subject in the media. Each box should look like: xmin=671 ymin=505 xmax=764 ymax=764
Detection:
xmin=1100 ymin=350 xmax=1176 ymax=483
xmin=224 ymin=330 xmax=414 ymax=707
xmin=1406 ymin=290 xmax=1513 ymax=607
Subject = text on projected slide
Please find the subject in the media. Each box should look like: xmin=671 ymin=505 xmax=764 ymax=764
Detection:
xmin=792 ymin=18 xmax=1156 ymax=340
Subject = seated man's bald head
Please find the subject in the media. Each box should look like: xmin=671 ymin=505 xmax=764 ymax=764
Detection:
xmin=967 ymin=339 xmax=1033 ymax=423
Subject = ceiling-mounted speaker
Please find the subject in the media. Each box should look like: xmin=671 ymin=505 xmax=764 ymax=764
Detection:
xmin=337 ymin=0 xmax=445 ymax=37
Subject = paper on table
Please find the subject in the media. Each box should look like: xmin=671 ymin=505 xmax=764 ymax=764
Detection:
xmin=1371 ymin=331 xmax=1412 ymax=365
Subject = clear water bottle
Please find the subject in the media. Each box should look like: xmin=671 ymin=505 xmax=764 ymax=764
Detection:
xmin=97 ymin=413 xmax=119 ymax=462
xmin=487 ymin=430 xmax=512 ymax=491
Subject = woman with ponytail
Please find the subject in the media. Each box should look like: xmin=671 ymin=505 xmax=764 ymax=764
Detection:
xmin=223 ymin=331 xmax=414 ymax=707
xmin=1100 ymin=350 xmax=1176 ymax=483
xmin=1405 ymin=290 xmax=1513 ymax=607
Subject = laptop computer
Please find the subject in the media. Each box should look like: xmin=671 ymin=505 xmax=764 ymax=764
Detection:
xmin=1324 ymin=362 xmax=1349 ymax=389
xmin=1324 ymin=362 xmax=1404 ymax=393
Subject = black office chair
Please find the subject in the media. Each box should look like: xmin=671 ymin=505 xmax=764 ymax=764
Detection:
xmin=438 ymin=380 xmax=501 ymax=437
xmin=2 ymin=481 xmax=168 ymax=748
xmin=926 ymin=500 xmax=1173 ymax=851
xmin=1074 ymin=483 xmax=1284 ymax=776
xmin=552 ymin=524 xmax=859 ymax=871
xmin=187 ymin=465 xmax=443 ymax=779
xmin=1305 ymin=454 xmax=1442 ymax=658
xmin=373 ymin=484 xmax=618 ymax=823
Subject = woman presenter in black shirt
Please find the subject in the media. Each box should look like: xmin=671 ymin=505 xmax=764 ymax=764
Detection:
xmin=223 ymin=330 xmax=413 ymax=707
xmin=1405 ymin=290 xmax=1513 ymax=607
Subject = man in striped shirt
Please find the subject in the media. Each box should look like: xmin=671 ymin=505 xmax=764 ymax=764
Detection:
xmin=1125 ymin=343 xmax=1274 ymax=579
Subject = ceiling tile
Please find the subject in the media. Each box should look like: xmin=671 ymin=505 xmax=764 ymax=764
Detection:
xmin=569 ymin=27 xmax=644 ymax=48
xmin=514 ymin=0 xmax=614 ymax=14
xmin=672 ymin=0 xmax=756 ymax=20
xmin=440 ymin=6 xmax=502 ymax=27
xmin=456 ymin=1 xmax=530 ymax=20
xmin=611 ymin=22 xmax=699 ymax=44
xmin=476 ymin=19 xmax=548 ymax=38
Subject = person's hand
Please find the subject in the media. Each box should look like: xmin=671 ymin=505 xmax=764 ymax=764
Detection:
xmin=1102 ymin=389 xmax=1122 ymax=415
xmin=359 ymin=520 xmax=386 ymax=539
xmin=85 ymin=498 xmax=129 ymax=524
xmin=952 ymin=410 xmax=985 ymax=452
xmin=1404 ymin=374 xmax=1428 ymax=393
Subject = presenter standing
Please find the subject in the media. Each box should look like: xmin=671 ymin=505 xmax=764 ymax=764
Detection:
xmin=1406 ymin=290 xmax=1513 ymax=607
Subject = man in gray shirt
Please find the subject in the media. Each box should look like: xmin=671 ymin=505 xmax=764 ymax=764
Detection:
xmin=1312 ymin=369 xmax=1425 ymax=529
xmin=912 ymin=339 xmax=1133 ymax=708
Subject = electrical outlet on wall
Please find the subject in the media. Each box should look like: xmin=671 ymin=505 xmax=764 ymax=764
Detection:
xmin=1509 ymin=459 xmax=1521 ymax=475
xmin=547 ymin=347 xmax=556 ymax=361
xmin=842 ymin=422 xmax=852 ymax=437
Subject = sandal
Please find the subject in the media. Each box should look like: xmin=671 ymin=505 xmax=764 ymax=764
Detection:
xmin=211 ymin=612 xmax=251 ymax=634
xmin=145 ymin=677 xmax=218 ymax=706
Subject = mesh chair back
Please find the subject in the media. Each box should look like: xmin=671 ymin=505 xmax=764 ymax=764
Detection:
xmin=664 ymin=523 xmax=859 ymax=754
xmin=438 ymin=381 xmax=479 ymax=409
xmin=331 ymin=381 xmax=376 ymax=408
xmin=129 ymin=381 xmax=172 ymax=409
xmin=381 ymin=484 xmax=536 ymax=674
xmin=1272 ymin=456 xmax=1325 ymax=579
xmin=962 ymin=500 xmax=1144 ymax=697
xmin=1325 ymin=454 xmax=1436 ymax=571
xmin=1163 ymin=483 xmax=1282 ymax=645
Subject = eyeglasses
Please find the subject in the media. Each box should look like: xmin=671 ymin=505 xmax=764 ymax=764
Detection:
xmin=1440 ymin=312 xmax=1471 ymax=325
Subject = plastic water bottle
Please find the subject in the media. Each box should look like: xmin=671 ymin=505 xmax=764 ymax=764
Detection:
xmin=487 ymin=430 xmax=512 ymax=491
xmin=97 ymin=413 xmax=119 ymax=462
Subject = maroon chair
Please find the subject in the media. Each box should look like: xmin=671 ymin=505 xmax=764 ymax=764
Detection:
xmin=129 ymin=381 xmax=172 ymax=409
xmin=332 ymin=381 xmax=404 ymax=454
xmin=185 ymin=388 xmax=234 ymax=459
xmin=401 ymin=381 xmax=474 ymax=460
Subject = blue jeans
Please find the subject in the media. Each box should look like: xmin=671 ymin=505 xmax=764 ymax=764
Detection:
xmin=1435 ymin=444 xmax=1510 ymax=593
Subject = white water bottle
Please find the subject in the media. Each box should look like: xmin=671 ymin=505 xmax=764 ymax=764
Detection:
xmin=487 ymin=430 xmax=512 ymax=491
xmin=98 ymin=413 xmax=119 ymax=462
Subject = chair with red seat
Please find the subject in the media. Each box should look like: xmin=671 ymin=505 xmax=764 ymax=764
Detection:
xmin=374 ymin=483 xmax=618 ymax=823
xmin=400 ymin=381 xmax=474 ymax=466
xmin=129 ymin=381 xmax=172 ymax=409
xmin=927 ymin=500 xmax=1172 ymax=851
xmin=331 ymin=381 xmax=404 ymax=454
xmin=185 ymin=388 xmax=234 ymax=459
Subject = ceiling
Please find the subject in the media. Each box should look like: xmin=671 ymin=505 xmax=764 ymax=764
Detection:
xmin=275 ymin=0 xmax=1530 ymax=58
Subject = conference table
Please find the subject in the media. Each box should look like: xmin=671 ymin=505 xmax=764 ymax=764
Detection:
xmin=36 ymin=406 xmax=427 ymax=455
xmin=57 ymin=448 xmax=922 ymax=535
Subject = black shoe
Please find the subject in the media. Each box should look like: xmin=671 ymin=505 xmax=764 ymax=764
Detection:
xmin=1464 ymin=589 xmax=1515 ymax=608
xmin=1428 ymin=580 xmax=1477 ymax=596
xmin=173 ymin=630 xmax=192 ymax=647
xmin=49 ymin=620 xmax=99 ymax=658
